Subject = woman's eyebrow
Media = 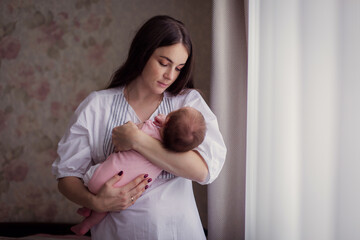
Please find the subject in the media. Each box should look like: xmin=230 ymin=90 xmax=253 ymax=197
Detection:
xmin=160 ymin=56 xmax=185 ymax=66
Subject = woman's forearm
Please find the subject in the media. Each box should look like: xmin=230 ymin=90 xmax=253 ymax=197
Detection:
xmin=58 ymin=177 xmax=97 ymax=211
xmin=133 ymin=133 xmax=209 ymax=182
xmin=58 ymin=174 xmax=152 ymax=213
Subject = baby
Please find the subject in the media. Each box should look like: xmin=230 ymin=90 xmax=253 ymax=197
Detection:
xmin=71 ymin=107 xmax=206 ymax=236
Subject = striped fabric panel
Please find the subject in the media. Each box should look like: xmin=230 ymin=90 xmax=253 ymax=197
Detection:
xmin=103 ymin=94 xmax=128 ymax=159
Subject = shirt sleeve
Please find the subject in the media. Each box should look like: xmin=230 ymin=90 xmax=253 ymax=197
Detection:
xmin=178 ymin=90 xmax=227 ymax=185
xmin=83 ymin=163 xmax=101 ymax=187
xmin=52 ymin=93 xmax=95 ymax=180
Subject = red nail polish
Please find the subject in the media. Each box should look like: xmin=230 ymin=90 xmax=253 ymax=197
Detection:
xmin=118 ymin=171 xmax=123 ymax=176
xmin=145 ymin=185 xmax=149 ymax=189
xmin=144 ymin=174 xmax=149 ymax=178
xmin=147 ymin=178 xmax=152 ymax=183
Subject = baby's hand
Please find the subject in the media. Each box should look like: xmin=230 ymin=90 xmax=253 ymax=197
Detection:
xmin=154 ymin=114 xmax=166 ymax=127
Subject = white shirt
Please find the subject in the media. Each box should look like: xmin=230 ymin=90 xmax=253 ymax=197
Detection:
xmin=52 ymin=87 xmax=226 ymax=240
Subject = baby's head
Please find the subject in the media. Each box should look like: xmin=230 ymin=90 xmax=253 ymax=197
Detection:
xmin=162 ymin=107 xmax=206 ymax=152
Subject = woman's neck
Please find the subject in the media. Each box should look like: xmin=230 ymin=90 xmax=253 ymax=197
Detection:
xmin=126 ymin=81 xmax=161 ymax=103
xmin=125 ymin=81 xmax=163 ymax=122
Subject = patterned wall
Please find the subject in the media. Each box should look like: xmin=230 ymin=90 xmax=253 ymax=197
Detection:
xmin=0 ymin=0 xmax=212 ymax=223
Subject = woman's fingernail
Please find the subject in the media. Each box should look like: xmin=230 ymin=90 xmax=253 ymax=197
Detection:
xmin=118 ymin=171 xmax=123 ymax=176
xmin=144 ymin=174 xmax=148 ymax=178
xmin=145 ymin=185 xmax=149 ymax=189
xmin=147 ymin=178 xmax=152 ymax=183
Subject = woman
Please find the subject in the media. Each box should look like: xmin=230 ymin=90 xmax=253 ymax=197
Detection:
xmin=52 ymin=15 xmax=226 ymax=239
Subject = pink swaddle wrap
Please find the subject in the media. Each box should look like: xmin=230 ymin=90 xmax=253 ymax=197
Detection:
xmin=88 ymin=120 xmax=163 ymax=194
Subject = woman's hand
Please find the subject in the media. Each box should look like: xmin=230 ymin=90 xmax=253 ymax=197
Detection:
xmin=112 ymin=121 xmax=141 ymax=152
xmin=92 ymin=173 xmax=151 ymax=212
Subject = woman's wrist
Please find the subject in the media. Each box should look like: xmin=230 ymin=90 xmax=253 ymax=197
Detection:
xmin=131 ymin=128 xmax=147 ymax=151
xmin=89 ymin=193 xmax=102 ymax=212
xmin=132 ymin=130 xmax=153 ymax=152
xmin=112 ymin=121 xmax=144 ymax=152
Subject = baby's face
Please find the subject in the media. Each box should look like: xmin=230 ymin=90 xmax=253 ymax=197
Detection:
xmin=159 ymin=114 xmax=171 ymax=138
xmin=160 ymin=124 xmax=165 ymax=138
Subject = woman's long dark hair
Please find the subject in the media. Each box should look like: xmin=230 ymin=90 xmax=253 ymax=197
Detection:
xmin=107 ymin=15 xmax=194 ymax=94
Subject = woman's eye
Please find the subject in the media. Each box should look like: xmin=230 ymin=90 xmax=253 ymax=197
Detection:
xmin=159 ymin=62 xmax=167 ymax=67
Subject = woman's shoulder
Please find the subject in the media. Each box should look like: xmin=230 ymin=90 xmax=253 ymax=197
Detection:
xmin=165 ymin=88 xmax=203 ymax=101
xmin=74 ymin=87 xmax=124 ymax=114
xmin=91 ymin=86 xmax=124 ymax=99
xmin=81 ymin=87 xmax=124 ymax=105
xmin=164 ymin=88 xmax=208 ymax=112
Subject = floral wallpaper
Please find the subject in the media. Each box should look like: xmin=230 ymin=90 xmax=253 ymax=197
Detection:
xmin=0 ymin=0 xmax=212 ymax=224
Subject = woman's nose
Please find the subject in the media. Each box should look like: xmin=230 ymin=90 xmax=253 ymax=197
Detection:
xmin=164 ymin=68 xmax=175 ymax=81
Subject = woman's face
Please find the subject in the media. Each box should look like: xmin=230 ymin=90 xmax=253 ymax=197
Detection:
xmin=139 ymin=43 xmax=189 ymax=94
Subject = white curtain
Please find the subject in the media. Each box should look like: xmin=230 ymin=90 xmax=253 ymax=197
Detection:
xmin=208 ymin=0 xmax=248 ymax=239
xmin=246 ymin=0 xmax=360 ymax=240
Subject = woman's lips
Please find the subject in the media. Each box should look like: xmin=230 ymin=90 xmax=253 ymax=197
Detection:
xmin=158 ymin=81 xmax=168 ymax=88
